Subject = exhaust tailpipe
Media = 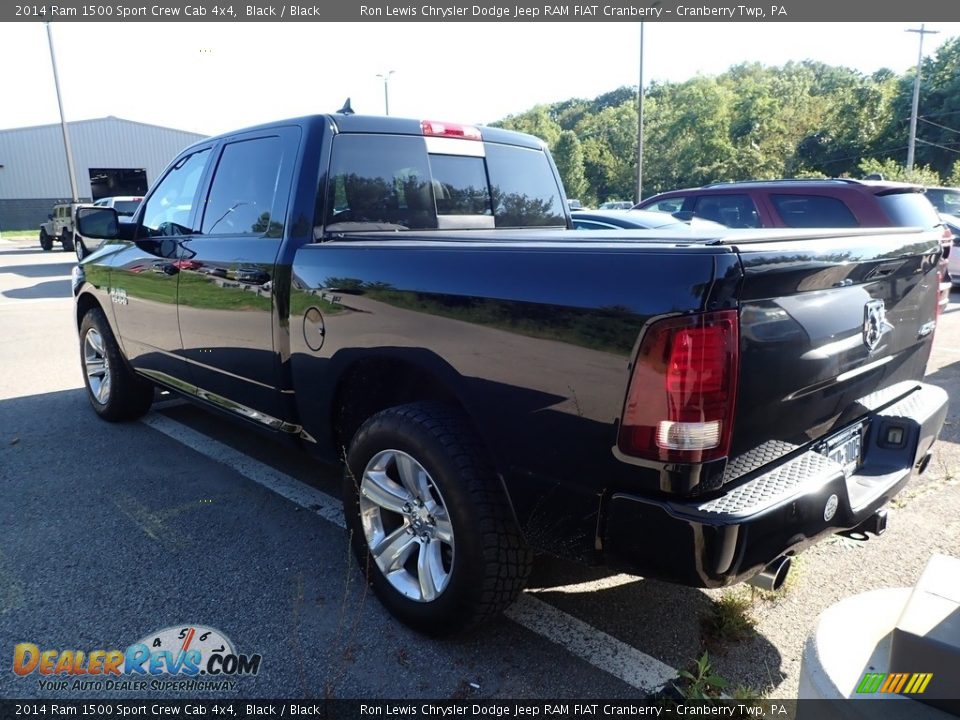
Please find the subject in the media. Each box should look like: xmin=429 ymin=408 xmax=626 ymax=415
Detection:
xmin=917 ymin=452 xmax=932 ymax=475
xmin=747 ymin=556 xmax=792 ymax=592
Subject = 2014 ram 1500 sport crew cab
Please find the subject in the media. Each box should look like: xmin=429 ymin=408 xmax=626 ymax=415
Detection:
xmin=74 ymin=114 xmax=948 ymax=634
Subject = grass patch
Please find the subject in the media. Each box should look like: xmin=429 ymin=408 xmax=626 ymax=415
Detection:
xmin=701 ymin=592 xmax=756 ymax=647
xmin=673 ymin=652 xmax=729 ymax=700
xmin=730 ymin=685 xmax=767 ymax=700
xmin=0 ymin=230 xmax=38 ymax=239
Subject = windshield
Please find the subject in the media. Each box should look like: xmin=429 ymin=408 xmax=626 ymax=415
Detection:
xmin=926 ymin=188 xmax=960 ymax=216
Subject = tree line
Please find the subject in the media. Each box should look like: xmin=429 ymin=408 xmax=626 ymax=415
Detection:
xmin=491 ymin=37 xmax=960 ymax=205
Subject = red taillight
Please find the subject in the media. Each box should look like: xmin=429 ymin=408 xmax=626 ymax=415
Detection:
xmin=618 ymin=310 xmax=739 ymax=464
xmin=421 ymin=120 xmax=482 ymax=141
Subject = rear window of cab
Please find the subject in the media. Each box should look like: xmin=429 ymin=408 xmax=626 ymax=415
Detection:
xmin=323 ymin=134 xmax=565 ymax=234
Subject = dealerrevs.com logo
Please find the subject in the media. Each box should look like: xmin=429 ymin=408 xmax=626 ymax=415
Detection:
xmin=12 ymin=625 xmax=262 ymax=692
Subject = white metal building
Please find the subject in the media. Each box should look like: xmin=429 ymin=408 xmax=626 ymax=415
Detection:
xmin=0 ymin=117 xmax=206 ymax=231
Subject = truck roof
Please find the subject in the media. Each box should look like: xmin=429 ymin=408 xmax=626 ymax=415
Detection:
xmin=193 ymin=114 xmax=546 ymax=151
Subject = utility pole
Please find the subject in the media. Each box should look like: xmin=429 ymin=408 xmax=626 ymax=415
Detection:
xmin=46 ymin=22 xmax=79 ymax=203
xmin=636 ymin=22 xmax=645 ymax=204
xmin=377 ymin=70 xmax=395 ymax=116
xmin=906 ymin=23 xmax=938 ymax=173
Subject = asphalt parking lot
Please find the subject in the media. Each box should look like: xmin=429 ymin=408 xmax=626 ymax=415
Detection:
xmin=1 ymin=234 xmax=959 ymax=701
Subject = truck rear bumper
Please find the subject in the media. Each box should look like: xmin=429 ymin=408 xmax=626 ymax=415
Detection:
xmin=602 ymin=383 xmax=948 ymax=588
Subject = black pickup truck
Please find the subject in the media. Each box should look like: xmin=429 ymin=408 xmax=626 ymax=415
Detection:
xmin=74 ymin=114 xmax=948 ymax=635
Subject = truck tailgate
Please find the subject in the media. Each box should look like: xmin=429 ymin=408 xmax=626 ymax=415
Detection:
xmin=723 ymin=229 xmax=942 ymax=486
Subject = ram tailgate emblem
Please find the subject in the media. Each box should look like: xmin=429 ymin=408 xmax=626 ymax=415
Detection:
xmin=863 ymin=299 xmax=891 ymax=351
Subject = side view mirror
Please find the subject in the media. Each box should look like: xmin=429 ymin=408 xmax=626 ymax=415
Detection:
xmin=48 ymin=214 xmax=54 ymax=220
xmin=76 ymin=207 xmax=120 ymax=240
xmin=672 ymin=210 xmax=695 ymax=222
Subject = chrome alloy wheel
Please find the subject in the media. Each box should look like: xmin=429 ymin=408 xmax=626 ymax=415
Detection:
xmin=83 ymin=327 xmax=111 ymax=405
xmin=358 ymin=449 xmax=455 ymax=602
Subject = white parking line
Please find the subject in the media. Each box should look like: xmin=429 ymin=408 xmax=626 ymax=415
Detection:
xmin=141 ymin=414 xmax=346 ymax=529
xmin=505 ymin=595 xmax=677 ymax=692
xmin=141 ymin=412 xmax=679 ymax=694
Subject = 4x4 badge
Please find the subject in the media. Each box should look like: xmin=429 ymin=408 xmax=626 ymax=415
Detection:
xmin=863 ymin=299 xmax=891 ymax=351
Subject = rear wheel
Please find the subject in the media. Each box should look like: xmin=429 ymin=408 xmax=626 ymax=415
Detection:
xmin=343 ymin=403 xmax=531 ymax=635
xmin=79 ymin=307 xmax=154 ymax=421
xmin=39 ymin=228 xmax=52 ymax=251
xmin=60 ymin=230 xmax=74 ymax=252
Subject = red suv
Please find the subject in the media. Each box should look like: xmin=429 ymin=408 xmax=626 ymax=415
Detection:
xmin=636 ymin=179 xmax=952 ymax=306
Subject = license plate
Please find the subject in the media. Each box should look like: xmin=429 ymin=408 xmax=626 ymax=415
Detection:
xmin=819 ymin=425 xmax=863 ymax=478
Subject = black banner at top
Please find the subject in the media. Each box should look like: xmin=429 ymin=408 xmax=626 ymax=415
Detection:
xmin=5 ymin=0 xmax=960 ymax=22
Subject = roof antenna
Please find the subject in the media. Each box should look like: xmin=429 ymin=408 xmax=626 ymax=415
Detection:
xmin=337 ymin=98 xmax=354 ymax=115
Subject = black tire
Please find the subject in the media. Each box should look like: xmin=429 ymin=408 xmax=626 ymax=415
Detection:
xmin=60 ymin=230 xmax=74 ymax=252
xmin=79 ymin=307 xmax=154 ymax=421
xmin=39 ymin=228 xmax=52 ymax=251
xmin=343 ymin=402 xmax=532 ymax=636
xmin=75 ymin=235 xmax=87 ymax=261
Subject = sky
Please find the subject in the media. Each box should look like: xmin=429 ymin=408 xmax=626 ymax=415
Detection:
xmin=1 ymin=21 xmax=959 ymax=137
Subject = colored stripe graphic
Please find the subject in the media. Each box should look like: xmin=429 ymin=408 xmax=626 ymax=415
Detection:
xmin=856 ymin=672 xmax=932 ymax=694
xmin=856 ymin=673 xmax=885 ymax=693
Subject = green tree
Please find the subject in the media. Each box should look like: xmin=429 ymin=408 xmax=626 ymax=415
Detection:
xmin=946 ymin=160 xmax=960 ymax=187
xmin=552 ymin=131 xmax=589 ymax=202
xmin=858 ymin=157 xmax=942 ymax=185
xmin=642 ymin=76 xmax=737 ymax=193
xmin=493 ymin=105 xmax=562 ymax=148
xmin=578 ymin=102 xmax=640 ymax=202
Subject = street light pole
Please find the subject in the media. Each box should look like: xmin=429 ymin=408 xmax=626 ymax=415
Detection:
xmin=46 ymin=22 xmax=79 ymax=203
xmin=636 ymin=22 xmax=645 ymax=204
xmin=377 ymin=70 xmax=395 ymax=116
xmin=906 ymin=23 xmax=938 ymax=173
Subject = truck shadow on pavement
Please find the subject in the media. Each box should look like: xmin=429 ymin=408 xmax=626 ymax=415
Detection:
xmin=2 ymin=279 xmax=72 ymax=301
xmin=0 ymin=257 xmax=75 ymax=300
xmin=0 ymin=260 xmax=76 ymax=278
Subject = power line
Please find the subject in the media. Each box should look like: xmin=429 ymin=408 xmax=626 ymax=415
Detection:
xmin=817 ymin=144 xmax=911 ymax=169
xmin=916 ymin=137 xmax=960 ymax=154
xmin=919 ymin=109 xmax=960 ymax=120
xmin=919 ymin=117 xmax=960 ymax=136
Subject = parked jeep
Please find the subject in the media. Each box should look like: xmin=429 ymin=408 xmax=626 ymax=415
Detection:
xmin=39 ymin=202 xmax=94 ymax=256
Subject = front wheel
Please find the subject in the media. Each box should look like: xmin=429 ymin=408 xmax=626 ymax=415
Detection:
xmin=40 ymin=228 xmax=52 ymax=251
xmin=343 ymin=403 xmax=532 ymax=636
xmin=79 ymin=307 xmax=154 ymax=421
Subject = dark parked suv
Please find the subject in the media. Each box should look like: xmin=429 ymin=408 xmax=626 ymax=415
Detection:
xmin=636 ymin=178 xmax=952 ymax=305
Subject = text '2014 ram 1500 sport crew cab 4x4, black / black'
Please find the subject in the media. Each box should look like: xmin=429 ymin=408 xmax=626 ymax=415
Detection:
xmin=73 ymin=114 xmax=948 ymax=635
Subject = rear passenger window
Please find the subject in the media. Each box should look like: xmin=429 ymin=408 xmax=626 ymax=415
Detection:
xmin=325 ymin=135 xmax=437 ymax=231
xmin=693 ymin=194 xmax=760 ymax=228
xmin=202 ymin=137 xmax=284 ymax=236
xmin=876 ymin=192 xmax=942 ymax=230
xmin=771 ymin=194 xmax=858 ymax=228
